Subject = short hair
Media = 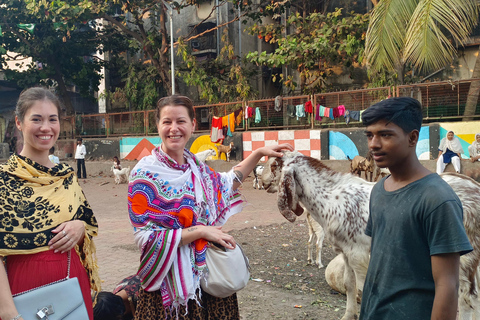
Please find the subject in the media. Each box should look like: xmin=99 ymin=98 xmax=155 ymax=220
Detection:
xmin=155 ymin=95 xmax=195 ymax=123
xmin=77 ymin=138 xmax=83 ymax=142
xmin=16 ymin=87 xmax=61 ymax=122
xmin=92 ymin=291 xmax=125 ymax=320
xmin=362 ymin=97 xmax=423 ymax=133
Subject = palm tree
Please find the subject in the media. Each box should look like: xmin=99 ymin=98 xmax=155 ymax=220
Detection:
xmin=365 ymin=0 xmax=479 ymax=117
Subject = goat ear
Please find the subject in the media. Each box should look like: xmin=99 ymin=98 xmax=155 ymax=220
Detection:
xmin=277 ymin=166 xmax=300 ymax=222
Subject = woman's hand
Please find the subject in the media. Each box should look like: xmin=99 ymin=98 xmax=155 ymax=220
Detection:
xmin=256 ymin=143 xmax=294 ymax=158
xmin=49 ymin=220 xmax=85 ymax=253
xmin=181 ymin=225 xmax=236 ymax=250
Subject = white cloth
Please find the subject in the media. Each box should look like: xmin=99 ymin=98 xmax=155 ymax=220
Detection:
xmin=75 ymin=144 xmax=86 ymax=159
xmin=437 ymin=155 xmax=461 ymax=173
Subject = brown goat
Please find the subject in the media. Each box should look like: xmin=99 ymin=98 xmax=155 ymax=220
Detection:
xmin=216 ymin=142 xmax=234 ymax=162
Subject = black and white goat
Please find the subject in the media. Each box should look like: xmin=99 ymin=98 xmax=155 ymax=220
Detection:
xmin=261 ymin=151 xmax=480 ymax=320
xmin=252 ymin=164 xmax=264 ymax=189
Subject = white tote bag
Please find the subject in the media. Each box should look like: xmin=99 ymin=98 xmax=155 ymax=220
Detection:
xmin=200 ymin=242 xmax=250 ymax=298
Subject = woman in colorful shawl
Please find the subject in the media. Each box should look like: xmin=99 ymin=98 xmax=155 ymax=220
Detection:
xmin=468 ymin=133 xmax=480 ymax=163
xmin=0 ymin=87 xmax=100 ymax=320
xmin=436 ymin=130 xmax=463 ymax=174
xmin=129 ymin=95 xmax=293 ymax=319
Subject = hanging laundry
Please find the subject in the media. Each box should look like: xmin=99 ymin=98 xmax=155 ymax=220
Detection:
xmin=304 ymin=101 xmax=313 ymax=114
xmin=245 ymin=106 xmax=250 ymax=119
xmin=234 ymin=109 xmax=243 ymax=126
xmin=296 ymin=104 xmax=305 ymax=120
xmin=248 ymin=106 xmax=254 ymax=118
xmin=337 ymin=105 xmax=346 ymax=116
xmin=255 ymin=107 xmax=262 ymax=123
xmin=329 ymin=108 xmax=334 ymax=120
xmin=315 ymin=104 xmax=322 ymax=121
xmin=227 ymin=113 xmax=235 ymax=136
xmin=274 ymin=96 xmax=283 ymax=112
xmin=210 ymin=116 xmax=223 ymax=143
xmin=348 ymin=110 xmax=361 ymax=123
xmin=345 ymin=110 xmax=351 ymax=124
xmin=324 ymin=107 xmax=330 ymax=118
xmin=360 ymin=109 xmax=366 ymax=121
xmin=333 ymin=107 xmax=340 ymax=119
xmin=287 ymin=105 xmax=295 ymax=117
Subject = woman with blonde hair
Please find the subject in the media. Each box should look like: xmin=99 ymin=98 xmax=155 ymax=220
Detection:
xmin=0 ymin=87 xmax=100 ymax=320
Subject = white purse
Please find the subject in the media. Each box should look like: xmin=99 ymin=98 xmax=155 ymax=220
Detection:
xmin=11 ymin=251 xmax=89 ymax=319
xmin=200 ymin=242 xmax=251 ymax=298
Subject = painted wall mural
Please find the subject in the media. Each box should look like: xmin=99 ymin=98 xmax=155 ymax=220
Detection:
xmin=328 ymin=126 xmax=430 ymax=160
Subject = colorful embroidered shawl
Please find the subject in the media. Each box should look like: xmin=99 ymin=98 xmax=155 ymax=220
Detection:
xmin=0 ymin=155 xmax=100 ymax=291
xmin=128 ymin=147 xmax=245 ymax=309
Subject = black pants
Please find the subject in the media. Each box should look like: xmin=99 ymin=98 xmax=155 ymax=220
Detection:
xmin=76 ymin=159 xmax=86 ymax=178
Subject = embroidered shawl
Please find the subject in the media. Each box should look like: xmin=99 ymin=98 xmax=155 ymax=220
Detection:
xmin=439 ymin=132 xmax=463 ymax=154
xmin=128 ymin=147 xmax=245 ymax=309
xmin=0 ymin=155 xmax=100 ymax=291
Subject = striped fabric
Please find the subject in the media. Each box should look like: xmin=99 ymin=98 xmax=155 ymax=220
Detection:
xmin=128 ymin=147 xmax=245 ymax=310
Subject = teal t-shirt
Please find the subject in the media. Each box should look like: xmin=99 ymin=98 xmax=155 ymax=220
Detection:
xmin=359 ymin=173 xmax=472 ymax=320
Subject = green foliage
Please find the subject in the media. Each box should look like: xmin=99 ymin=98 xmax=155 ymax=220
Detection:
xmin=177 ymin=29 xmax=256 ymax=103
xmin=246 ymin=8 xmax=369 ymax=94
xmin=0 ymin=0 xmax=104 ymax=114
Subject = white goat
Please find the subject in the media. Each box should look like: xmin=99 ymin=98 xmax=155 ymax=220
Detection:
xmin=112 ymin=166 xmax=130 ymax=184
xmin=306 ymin=210 xmax=325 ymax=268
xmin=252 ymin=164 xmax=264 ymax=189
xmin=261 ymin=151 xmax=480 ymax=320
xmin=195 ymin=149 xmax=216 ymax=162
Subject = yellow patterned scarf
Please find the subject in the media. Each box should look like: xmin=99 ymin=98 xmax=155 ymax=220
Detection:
xmin=0 ymin=155 xmax=100 ymax=291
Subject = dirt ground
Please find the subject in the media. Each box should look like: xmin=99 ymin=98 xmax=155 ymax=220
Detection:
xmin=82 ymin=170 xmax=348 ymax=320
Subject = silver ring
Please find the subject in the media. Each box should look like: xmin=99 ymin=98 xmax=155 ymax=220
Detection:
xmin=65 ymin=234 xmax=69 ymax=240
xmin=62 ymin=230 xmax=66 ymax=236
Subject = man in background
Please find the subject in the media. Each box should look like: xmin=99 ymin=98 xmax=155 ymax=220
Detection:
xmin=75 ymin=138 xmax=87 ymax=178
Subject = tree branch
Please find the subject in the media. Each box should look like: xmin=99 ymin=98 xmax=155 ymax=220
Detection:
xmin=101 ymin=14 xmax=145 ymax=44
xmin=183 ymin=0 xmax=228 ymax=40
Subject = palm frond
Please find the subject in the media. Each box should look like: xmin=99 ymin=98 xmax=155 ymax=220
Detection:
xmin=404 ymin=0 xmax=479 ymax=72
xmin=365 ymin=0 xmax=419 ymax=72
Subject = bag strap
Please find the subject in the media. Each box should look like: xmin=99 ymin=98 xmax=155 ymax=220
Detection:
xmin=8 ymin=251 xmax=72 ymax=297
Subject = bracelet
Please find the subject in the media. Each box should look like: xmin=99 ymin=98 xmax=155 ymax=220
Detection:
xmin=11 ymin=314 xmax=22 ymax=320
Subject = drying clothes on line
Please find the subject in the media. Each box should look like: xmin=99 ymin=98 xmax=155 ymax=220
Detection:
xmin=255 ymin=107 xmax=262 ymax=123
xmin=274 ymin=96 xmax=283 ymax=112
xmin=210 ymin=116 xmax=223 ymax=143
xmin=323 ymin=107 xmax=330 ymax=118
xmin=227 ymin=113 xmax=235 ymax=136
xmin=345 ymin=110 xmax=361 ymax=124
xmin=305 ymin=101 xmax=313 ymax=114
xmin=315 ymin=104 xmax=322 ymax=121
xmin=234 ymin=109 xmax=243 ymax=126
xmin=296 ymin=104 xmax=305 ymax=120
xmin=337 ymin=105 xmax=346 ymax=116
xmin=360 ymin=110 xmax=366 ymax=121
xmin=329 ymin=108 xmax=334 ymax=120
xmin=287 ymin=105 xmax=295 ymax=117
xmin=333 ymin=107 xmax=340 ymax=119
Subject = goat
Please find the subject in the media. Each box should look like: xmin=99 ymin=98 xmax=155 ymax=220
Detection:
xmin=261 ymin=151 xmax=480 ymax=320
xmin=347 ymin=155 xmax=373 ymax=181
xmin=195 ymin=149 xmax=216 ymax=162
xmin=306 ymin=210 xmax=325 ymax=268
xmin=252 ymin=164 xmax=264 ymax=189
xmin=112 ymin=166 xmax=130 ymax=184
xmin=216 ymin=142 xmax=234 ymax=162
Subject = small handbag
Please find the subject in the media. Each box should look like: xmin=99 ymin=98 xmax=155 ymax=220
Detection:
xmin=200 ymin=242 xmax=251 ymax=298
xmin=10 ymin=251 xmax=89 ymax=320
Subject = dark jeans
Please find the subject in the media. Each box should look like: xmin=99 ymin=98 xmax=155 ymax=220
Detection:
xmin=76 ymin=159 xmax=86 ymax=178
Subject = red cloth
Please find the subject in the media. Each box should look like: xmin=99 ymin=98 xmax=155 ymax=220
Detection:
xmin=5 ymin=249 xmax=94 ymax=320
xmin=305 ymin=101 xmax=313 ymax=113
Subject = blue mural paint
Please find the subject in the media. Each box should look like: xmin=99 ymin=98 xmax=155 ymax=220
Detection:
xmin=416 ymin=126 xmax=430 ymax=159
xmin=329 ymin=131 xmax=359 ymax=160
xmin=120 ymin=137 xmax=162 ymax=157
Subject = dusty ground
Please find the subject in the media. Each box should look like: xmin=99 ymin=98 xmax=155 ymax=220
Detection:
xmin=82 ymin=170 xmax=348 ymax=320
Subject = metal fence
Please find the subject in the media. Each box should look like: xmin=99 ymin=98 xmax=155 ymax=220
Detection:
xmin=60 ymin=79 xmax=480 ymax=139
